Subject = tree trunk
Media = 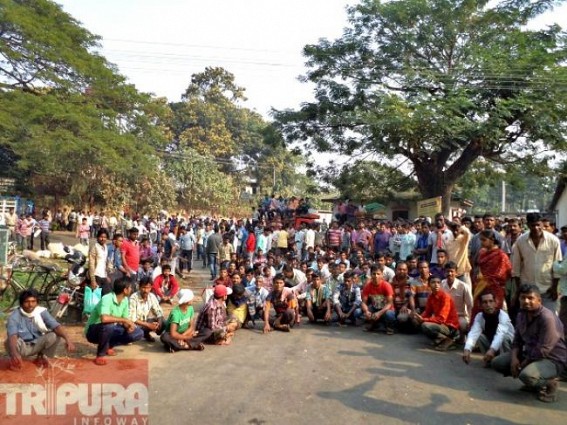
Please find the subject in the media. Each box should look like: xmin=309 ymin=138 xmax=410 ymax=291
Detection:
xmin=414 ymin=164 xmax=456 ymax=217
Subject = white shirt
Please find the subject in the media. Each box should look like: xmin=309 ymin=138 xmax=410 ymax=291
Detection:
xmin=512 ymin=231 xmax=562 ymax=291
xmin=305 ymin=229 xmax=315 ymax=249
xmin=441 ymin=278 xmax=473 ymax=322
xmin=464 ymin=309 xmax=514 ymax=352
xmin=93 ymin=243 xmax=108 ymax=278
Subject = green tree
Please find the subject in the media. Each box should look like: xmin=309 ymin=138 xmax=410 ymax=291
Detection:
xmin=163 ymin=147 xmax=239 ymax=215
xmin=169 ymin=67 xmax=252 ymax=158
xmin=275 ymin=0 xmax=567 ymax=213
xmin=0 ymin=0 xmax=170 ymax=209
xmin=331 ymin=161 xmax=415 ymax=203
xmin=169 ymin=67 xmax=320 ymax=205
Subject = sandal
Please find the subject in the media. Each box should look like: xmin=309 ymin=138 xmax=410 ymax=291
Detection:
xmin=275 ymin=324 xmax=290 ymax=332
xmin=106 ymin=348 xmax=117 ymax=356
xmin=538 ymin=379 xmax=559 ymax=403
xmin=189 ymin=343 xmax=205 ymax=351
xmin=94 ymin=357 xmax=107 ymax=366
xmin=34 ymin=356 xmax=49 ymax=368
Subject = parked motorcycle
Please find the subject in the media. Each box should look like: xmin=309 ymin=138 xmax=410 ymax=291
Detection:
xmin=49 ymin=249 xmax=88 ymax=321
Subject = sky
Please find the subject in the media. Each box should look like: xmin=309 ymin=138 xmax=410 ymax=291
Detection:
xmin=56 ymin=0 xmax=567 ymax=119
xmin=56 ymin=0 xmax=357 ymax=117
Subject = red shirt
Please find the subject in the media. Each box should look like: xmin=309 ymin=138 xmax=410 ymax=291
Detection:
xmin=362 ymin=280 xmax=394 ymax=310
xmin=246 ymin=233 xmax=256 ymax=253
xmin=422 ymin=290 xmax=460 ymax=329
xmin=152 ymin=274 xmax=180 ymax=298
xmin=121 ymin=239 xmax=140 ymax=271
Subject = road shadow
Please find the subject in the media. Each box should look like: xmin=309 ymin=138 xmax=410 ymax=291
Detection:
xmin=319 ymin=377 xmax=522 ymax=425
xmin=309 ymin=325 xmax=566 ymax=411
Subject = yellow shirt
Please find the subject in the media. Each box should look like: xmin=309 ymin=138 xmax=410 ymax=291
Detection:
xmin=277 ymin=230 xmax=289 ymax=248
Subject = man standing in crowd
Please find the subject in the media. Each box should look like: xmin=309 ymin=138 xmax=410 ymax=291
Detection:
xmin=512 ymin=213 xmax=562 ymax=312
xmin=206 ymin=225 xmax=223 ymax=281
xmin=121 ymin=227 xmax=141 ymax=289
xmin=89 ymin=229 xmax=111 ymax=295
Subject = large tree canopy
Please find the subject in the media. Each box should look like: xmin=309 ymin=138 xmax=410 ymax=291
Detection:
xmin=168 ymin=67 xmax=320 ymax=210
xmin=275 ymin=0 xmax=567 ymax=212
xmin=0 ymin=0 xmax=170 ymax=211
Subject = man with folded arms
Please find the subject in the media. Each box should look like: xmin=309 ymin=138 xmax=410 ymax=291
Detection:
xmin=85 ymin=277 xmax=144 ymax=365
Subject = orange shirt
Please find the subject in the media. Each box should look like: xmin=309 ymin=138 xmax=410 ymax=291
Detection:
xmin=422 ymin=290 xmax=460 ymax=329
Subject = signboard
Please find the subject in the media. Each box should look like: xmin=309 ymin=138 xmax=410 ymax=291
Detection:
xmin=417 ymin=196 xmax=442 ymax=218
xmin=0 ymin=228 xmax=9 ymax=266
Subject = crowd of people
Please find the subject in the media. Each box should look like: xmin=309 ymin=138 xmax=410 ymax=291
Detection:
xmin=4 ymin=207 xmax=567 ymax=404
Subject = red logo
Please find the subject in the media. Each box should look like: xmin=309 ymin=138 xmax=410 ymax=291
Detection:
xmin=0 ymin=358 xmax=148 ymax=424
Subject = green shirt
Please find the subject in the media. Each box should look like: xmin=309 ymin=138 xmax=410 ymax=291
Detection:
xmin=85 ymin=292 xmax=129 ymax=334
xmin=166 ymin=306 xmax=194 ymax=334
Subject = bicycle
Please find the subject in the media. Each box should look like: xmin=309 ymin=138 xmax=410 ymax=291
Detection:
xmin=0 ymin=255 xmax=65 ymax=312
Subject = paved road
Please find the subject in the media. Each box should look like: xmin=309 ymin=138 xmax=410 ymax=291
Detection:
xmin=49 ymin=231 xmax=566 ymax=424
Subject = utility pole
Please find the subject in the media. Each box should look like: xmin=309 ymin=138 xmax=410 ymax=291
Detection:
xmin=501 ymin=180 xmax=506 ymax=213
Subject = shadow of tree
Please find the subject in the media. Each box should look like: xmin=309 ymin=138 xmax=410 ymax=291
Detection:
xmin=319 ymin=378 xmax=521 ymax=425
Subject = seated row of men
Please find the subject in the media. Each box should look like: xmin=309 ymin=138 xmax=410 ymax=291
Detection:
xmin=5 ymin=260 xmax=566 ymax=403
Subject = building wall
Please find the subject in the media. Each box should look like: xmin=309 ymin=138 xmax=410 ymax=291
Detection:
xmin=555 ymin=190 xmax=567 ymax=227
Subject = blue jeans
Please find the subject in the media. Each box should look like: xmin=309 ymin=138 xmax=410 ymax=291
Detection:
xmin=366 ymin=308 xmax=396 ymax=329
xmin=180 ymin=249 xmax=193 ymax=272
xmin=86 ymin=323 xmax=144 ymax=357
xmin=208 ymin=253 xmax=218 ymax=278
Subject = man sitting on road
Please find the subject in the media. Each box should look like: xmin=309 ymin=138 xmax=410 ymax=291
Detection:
xmin=246 ymin=275 xmax=270 ymax=326
xmin=263 ymin=273 xmax=298 ymax=333
xmin=390 ymin=261 xmax=416 ymax=332
xmin=441 ymin=261 xmax=473 ymax=337
xmin=6 ymin=289 xmax=75 ymax=370
xmin=129 ymin=277 xmax=165 ymax=342
xmin=361 ymin=266 xmax=396 ymax=334
xmin=492 ymin=284 xmax=566 ymax=403
xmin=305 ymin=272 xmax=333 ymax=324
xmin=85 ymin=277 xmax=144 ymax=366
xmin=332 ymin=270 xmax=362 ymax=325
xmin=161 ymin=289 xmax=204 ymax=352
xmin=411 ymin=275 xmax=460 ymax=351
xmin=410 ymin=260 xmax=432 ymax=315
xmin=195 ymin=284 xmax=238 ymax=345
xmin=152 ymin=264 xmax=180 ymax=304
xmin=463 ymin=291 xmax=514 ymax=367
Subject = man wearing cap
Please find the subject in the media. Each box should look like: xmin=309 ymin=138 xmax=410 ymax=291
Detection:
xmin=160 ymin=289 xmax=204 ymax=351
xmin=492 ymin=284 xmax=566 ymax=403
xmin=195 ymin=284 xmax=238 ymax=345
xmin=85 ymin=277 xmax=144 ymax=365
xmin=121 ymin=227 xmax=141 ymax=289
xmin=6 ymin=289 xmax=76 ymax=370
